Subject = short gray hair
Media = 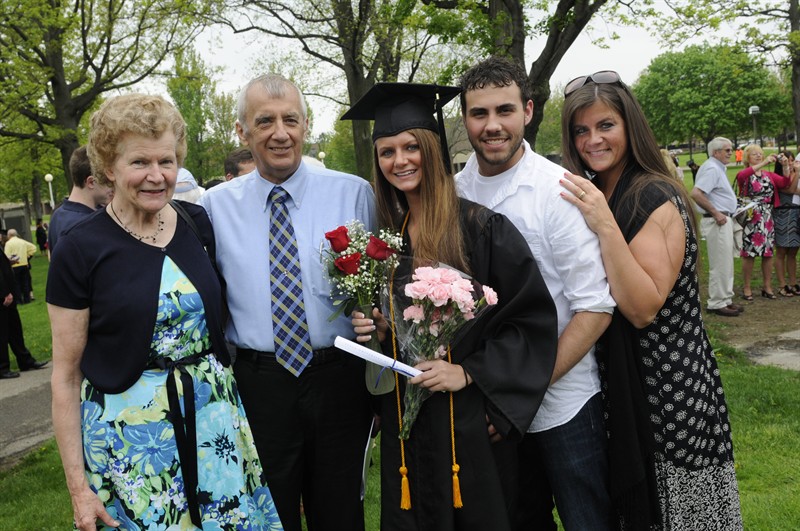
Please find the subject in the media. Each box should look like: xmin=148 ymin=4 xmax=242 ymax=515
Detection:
xmin=237 ymin=74 xmax=308 ymax=133
xmin=707 ymin=137 xmax=731 ymax=157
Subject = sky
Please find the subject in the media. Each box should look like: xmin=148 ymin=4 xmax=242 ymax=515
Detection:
xmin=195 ymin=19 xmax=666 ymax=136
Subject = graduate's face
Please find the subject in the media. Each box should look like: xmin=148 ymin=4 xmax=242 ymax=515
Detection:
xmin=571 ymin=101 xmax=628 ymax=182
xmin=462 ymin=83 xmax=533 ymax=176
xmin=375 ymin=131 xmax=423 ymax=197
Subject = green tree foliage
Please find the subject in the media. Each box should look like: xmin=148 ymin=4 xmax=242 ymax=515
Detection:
xmin=0 ymin=0 xmax=211 ymax=190
xmin=633 ymin=45 xmax=786 ymax=147
xmin=167 ymin=50 xmax=238 ymax=183
xmin=535 ymin=88 xmax=565 ymax=157
xmin=654 ymin=0 xmax=800 ymax=140
xmin=323 ymin=111 xmax=359 ymax=177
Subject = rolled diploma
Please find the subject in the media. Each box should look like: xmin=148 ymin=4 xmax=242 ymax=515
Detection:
xmin=334 ymin=336 xmax=422 ymax=378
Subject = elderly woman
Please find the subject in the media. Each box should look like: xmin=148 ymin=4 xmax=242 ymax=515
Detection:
xmin=47 ymin=94 xmax=282 ymax=530
xmin=559 ymin=72 xmax=742 ymax=530
xmin=736 ymin=144 xmax=791 ymax=299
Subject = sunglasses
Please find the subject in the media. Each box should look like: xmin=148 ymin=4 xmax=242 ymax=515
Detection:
xmin=564 ymin=71 xmax=622 ymax=96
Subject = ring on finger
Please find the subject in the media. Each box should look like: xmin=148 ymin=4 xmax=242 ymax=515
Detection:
xmin=578 ymin=190 xmax=587 ymax=200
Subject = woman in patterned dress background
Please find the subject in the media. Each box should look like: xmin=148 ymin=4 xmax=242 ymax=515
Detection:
xmin=48 ymin=94 xmax=283 ymax=531
xmin=735 ymin=144 xmax=792 ymax=299
xmin=559 ymin=72 xmax=743 ymax=530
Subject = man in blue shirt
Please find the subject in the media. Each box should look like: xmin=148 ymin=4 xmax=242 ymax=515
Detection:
xmin=48 ymin=146 xmax=113 ymax=252
xmin=200 ymin=74 xmax=375 ymax=531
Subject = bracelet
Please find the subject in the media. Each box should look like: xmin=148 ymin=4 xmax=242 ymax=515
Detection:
xmin=462 ymin=365 xmax=470 ymax=388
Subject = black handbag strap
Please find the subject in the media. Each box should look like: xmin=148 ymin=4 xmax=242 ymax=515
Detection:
xmin=170 ymin=200 xmax=228 ymax=323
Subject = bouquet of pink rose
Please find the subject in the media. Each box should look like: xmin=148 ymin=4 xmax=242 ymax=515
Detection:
xmin=389 ymin=264 xmax=498 ymax=440
xmin=323 ymin=220 xmax=403 ymax=393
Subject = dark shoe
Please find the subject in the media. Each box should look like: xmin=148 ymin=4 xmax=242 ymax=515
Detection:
xmin=779 ymin=286 xmax=794 ymax=297
xmin=761 ymin=289 xmax=777 ymax=299
xmin=710 ymin=306 xmax=740 ymax=317
xmin=741 ymin=292 xmax=754 ymax=301
xmin=727 ymin=304 xmax=744 ymax=313
xmin=20 ymin=360 xmax=48 ymax=371
xmin=0 ymin=371 xmax=20 ymax=379
xmin=792 ymin=284 xmax=800 ymax=295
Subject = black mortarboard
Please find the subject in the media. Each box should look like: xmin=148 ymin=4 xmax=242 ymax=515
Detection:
xmin=341 ymin=82 xmax=461 ymax=172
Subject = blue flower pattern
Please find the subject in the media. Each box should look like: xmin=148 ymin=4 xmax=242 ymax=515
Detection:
xmin=80 ymin=257 xmax=282 ymax=530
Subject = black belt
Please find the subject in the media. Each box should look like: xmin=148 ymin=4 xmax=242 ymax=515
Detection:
xmin=148 ymin=351 xmax=211 ymax=528
xmin=702 ymin=212 xmax=732 ymax=218
xmin=236 ymin=346 xmax=342 ymax=367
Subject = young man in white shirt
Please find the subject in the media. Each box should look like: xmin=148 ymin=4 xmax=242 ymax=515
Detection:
xmin=455 ymin=56 xmax=615 ymax=531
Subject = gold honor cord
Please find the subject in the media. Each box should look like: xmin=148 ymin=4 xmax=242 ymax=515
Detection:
xmin=389 ymin=211 xmax=462 ymax=510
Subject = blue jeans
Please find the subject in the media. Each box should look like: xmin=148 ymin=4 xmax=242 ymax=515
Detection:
xmin=515 ymin=393 xmax=613 ymax=531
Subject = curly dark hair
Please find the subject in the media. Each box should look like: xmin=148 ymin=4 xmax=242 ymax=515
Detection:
xmin=458 ymin=56 xmax=531 ymax=112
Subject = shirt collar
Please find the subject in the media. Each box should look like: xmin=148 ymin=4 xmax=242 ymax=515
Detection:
xmin=255 ymin=161 xmax=309 ymax=211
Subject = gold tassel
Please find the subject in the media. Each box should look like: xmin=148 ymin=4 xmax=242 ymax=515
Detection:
xmin=451 ymin=464 xmax=463 ymax=508
xmin=400 ymin=465 xmax=411 ymax=510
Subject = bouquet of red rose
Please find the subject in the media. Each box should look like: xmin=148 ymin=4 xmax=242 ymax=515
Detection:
xmin=389 ymin=264 xmax=498 ymax=440
xmin=323 ymin=220 xmax=403 ymax=393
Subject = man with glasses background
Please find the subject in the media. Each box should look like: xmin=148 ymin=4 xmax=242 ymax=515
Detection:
xmin=690 ymin=138 xmax=743 ymax=316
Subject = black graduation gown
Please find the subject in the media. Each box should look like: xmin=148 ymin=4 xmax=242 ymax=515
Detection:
xmin=379 ymin=199 xmax=558 ymax=531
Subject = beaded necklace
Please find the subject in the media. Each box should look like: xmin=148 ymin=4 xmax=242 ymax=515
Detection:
xmin=110 ymin=202 xmax=164 ymax=243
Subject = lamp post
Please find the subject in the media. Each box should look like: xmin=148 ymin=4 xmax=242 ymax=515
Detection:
xmin=44 ymin=173 xmax=55 ymax=211
xmin=318 ymin=151 xmax=326 ymax=167
xmin=749 ymin=105 xmax=760 ymax=146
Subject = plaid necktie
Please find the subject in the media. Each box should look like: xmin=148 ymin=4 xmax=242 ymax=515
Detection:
xmin=269 ymin=186 xmax=313 ymax=375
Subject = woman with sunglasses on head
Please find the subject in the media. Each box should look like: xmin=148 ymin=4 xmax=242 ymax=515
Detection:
xmin=559 ymin=72 xmax=743 ymax=530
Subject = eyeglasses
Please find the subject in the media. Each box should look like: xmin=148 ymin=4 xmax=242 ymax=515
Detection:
xmin=564 ymin=71 xmax=622 ymax=96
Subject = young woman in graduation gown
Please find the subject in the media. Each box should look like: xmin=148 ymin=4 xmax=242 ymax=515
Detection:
xmin=345 ymin=83 xmax=558 ymax=531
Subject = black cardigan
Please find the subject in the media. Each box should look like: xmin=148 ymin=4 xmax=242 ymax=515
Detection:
xmin=46 ymin=201 xmax=228 ymax=393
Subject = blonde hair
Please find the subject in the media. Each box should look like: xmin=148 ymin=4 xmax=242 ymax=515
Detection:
xmin=87 ymin=94 xmax=187 ymax=185
xmin=742 ymin=144 xmax=762 ymax=167
xmin=373 ymin=128 xmax=469 ymax=273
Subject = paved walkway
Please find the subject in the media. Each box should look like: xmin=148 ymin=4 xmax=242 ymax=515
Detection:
xmin=0 ymin=364 xmax=53 ymax=470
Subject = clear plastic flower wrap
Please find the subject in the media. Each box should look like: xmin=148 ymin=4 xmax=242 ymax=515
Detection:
xmin=383 ymin=258 xmax=498 ymax=440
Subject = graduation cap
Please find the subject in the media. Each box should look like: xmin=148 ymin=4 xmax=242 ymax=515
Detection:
xmin=341 ymin=82 xmax=462 ymax=173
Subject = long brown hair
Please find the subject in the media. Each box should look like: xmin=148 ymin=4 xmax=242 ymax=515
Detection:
xmin=561 ymin=81 xmax=697 ymax=238
xmin=373 ymin=128 xmax=469 ymax=273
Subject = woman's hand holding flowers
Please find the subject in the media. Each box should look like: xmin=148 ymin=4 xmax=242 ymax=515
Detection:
xmin=410 ymin=360 xmax=471 ymax=393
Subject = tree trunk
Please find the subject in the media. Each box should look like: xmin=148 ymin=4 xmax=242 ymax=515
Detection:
xmin=490 ymin=0 xmax=525 ymax=64
xmin=524 ymin=0 xmax=608 ymax=149
xmin=31 ymin=176 xmax=42 ymax=220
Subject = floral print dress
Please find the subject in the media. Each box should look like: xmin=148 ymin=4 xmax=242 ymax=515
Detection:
xmin=740 ymin=171 xmax=776 ymax=258
xmin=79 ymin=257 xmax=283 ymax=530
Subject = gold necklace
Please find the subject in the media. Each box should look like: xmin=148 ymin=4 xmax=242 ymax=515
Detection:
xmin=110 ymin=203 xmax=164 ymax=243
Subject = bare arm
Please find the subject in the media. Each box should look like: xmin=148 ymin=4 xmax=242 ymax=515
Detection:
xmin=561 ymin=174 xmax=686 ymax=328
xmin=49 ymin=304 xmax=119 ymax=531
xmin=550 ymin=310 xmax=612 ymax=383
xmin=690 ymin=187 xmax=728 ymax=225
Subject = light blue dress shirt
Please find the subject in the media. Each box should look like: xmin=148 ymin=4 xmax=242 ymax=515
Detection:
xmin=200 ymin=161 xmax=375 ymax=351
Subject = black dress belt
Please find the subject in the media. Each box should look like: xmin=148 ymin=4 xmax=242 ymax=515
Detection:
xmin=236 ymin=346 xmax=342 ymax=366
xmin=702 ymin=211 xmax=732 ymax=218
xmin=148 ymin=351 xmax=211 ymax=528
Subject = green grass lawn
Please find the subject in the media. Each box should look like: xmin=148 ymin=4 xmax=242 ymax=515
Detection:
xmin=2 ymin=245 xmax=799 ymax=529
